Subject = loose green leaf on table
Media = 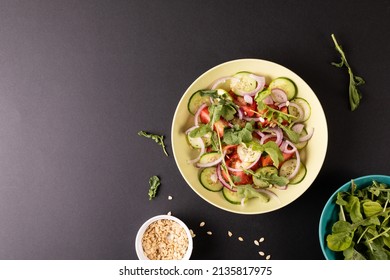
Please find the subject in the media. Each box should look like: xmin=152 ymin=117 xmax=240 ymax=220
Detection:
xmin=331 ymin=33 xmax=365 ymax=111
xmin=148 ymin=175 xmax=161 ymax=200
xmin=138 ymin=130 xmax=168 ymax=156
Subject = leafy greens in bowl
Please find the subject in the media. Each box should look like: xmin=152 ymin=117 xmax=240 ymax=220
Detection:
xmin=171 ymin=59 xmax=328 ymax=214
xmin=319 ymin=175 xmax=390 ymax=260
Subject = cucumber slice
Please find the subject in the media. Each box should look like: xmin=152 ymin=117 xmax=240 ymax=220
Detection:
xmin=222 ymin=187 xmax=242 ymax=204
xmin=279 ymin=159 xmax=307 ymax=185
xmin=237 ymin=143 xmax=262 ymax=163
xmin=253 ymin=166 xmax=278 ymax=188
xmin=289 ymin=162 xmax=306 ymax=184
xmin=215 ymin=88 xmax=233 ymax=101
xmin=199 ymin=167 xmax=223 ymax=192
xmin=295 ymin=128 xmax=308 ymax=150
xmin=231 ymin=71 xmax=257 ymax=96
xmin=186 ymin=132 xmax=212 ymax=149
xmin=268 ymin=77 xmax=297 ymax=100
xmin=289 ymin=97 xmax=311 ymax=122
xmin=198 ymin=152 xmax=222 ymax=165
xmin=187 ymin=90 xmax=211 ymax=115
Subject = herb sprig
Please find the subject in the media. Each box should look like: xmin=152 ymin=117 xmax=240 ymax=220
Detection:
xmin=331 ymin=34 xmax=365 ymax=111
xmin=138 ymin=130 xmax=168 ymax=156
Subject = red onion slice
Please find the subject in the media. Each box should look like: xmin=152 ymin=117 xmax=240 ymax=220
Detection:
xmin=237 ymin=108 xmax=243 ymax=119
xmin=187 ymin=138 xmax=205 ymax=164
xmin=299 ymin=127 xmax=314 ymax=142
xmin=288 ymin=102 xmax=305 ymax=122
xmin=260 ymin=128 xmax=283 ymax=145
xmin=271 ymin=88 xmax=288 ymax=103
xmin=292 ymin=123 xmax=304 ymax=134
xmin=194 ymin=103 xmax=208 ymax=127
xmin=217 ymin=164 xmax=235 ymax=191
xmin=243 ymin=94 xmax=253 ymax=104
xmin=210 ymin=76 xmax=239 ymax=90
xmin=263 ymin=95 xmax=274 ymax=105
xmin=284 ymin=141 xmax=301 ymax=180
xmin=280 ymin=140 xmax=297 ymax=154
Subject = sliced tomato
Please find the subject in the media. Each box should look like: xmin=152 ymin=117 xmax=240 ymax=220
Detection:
xmin=260 ymin=152 xmax=295 ymax=168
xmin=199 ymin=107 xmax=210 ymax=124
xmin=260 ymin=154 xmax=274 ymax=167
xmin=198 ymin=107 xmax=227 ymax=137
xmin=222 ymin=144 xmax=238 ymax=155
xmin=223 ymin=153 xmax=253 ymax=185
xmin=233 ymin=96 xmax=257 ymax=117
xmin=214 ymin=119 xmax=228 ymax=137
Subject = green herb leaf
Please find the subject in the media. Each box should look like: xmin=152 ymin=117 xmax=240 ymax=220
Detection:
xmin=263 ymin=141 xmax=284 ymax=168
xmin=138 ymin=131 xmax=169 ymax=156
xmin=244 ymin=168 xmax=289 ymax=187
xmin=148 ymin=175 xmax=161 ymax=200
xmin=236 ymin=185 xmax=269 ymax=204
xmin=223 ymin=122 xmax=254 ymax=145
xmin=188 ymin=124 xmax=212 ymax=138
xmin=326 ymin=220 xmax=355 ymax=251
xmin=331 ymin=33 xmax=365 ymax=111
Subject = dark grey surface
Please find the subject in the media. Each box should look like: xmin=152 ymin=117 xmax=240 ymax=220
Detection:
xmin=0 ymin=0 xmax=389 ymax=259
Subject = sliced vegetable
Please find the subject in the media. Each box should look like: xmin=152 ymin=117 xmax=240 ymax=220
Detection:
xmin=199 ymin=167 xmax=223 ymax=192
xmin=268 ymin=77 xmax=297 ymax=100
xmin=188 ymin=90 xmax=211 ymax=115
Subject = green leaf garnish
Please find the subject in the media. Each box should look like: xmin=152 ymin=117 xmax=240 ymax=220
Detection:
xmin=148 ymin=175 xmax=161 ymax=200
xmin=138 ymin=130 xmax=168 ymax=156
xmin=331 ymin=34 xmax=365 ymax=111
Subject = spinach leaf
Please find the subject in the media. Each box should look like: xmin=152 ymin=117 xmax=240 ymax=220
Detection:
xmin=223 ymin=122 xmax=254 ymax=145
xmin=327 ymin=180 xmax=390 ymax=259
xmin=148 ymin=175 xmax=161 ymax=200
xmin=326 ymin=220 xmax=355 ymax=251
xmin=236 ymin=185 xmax=269 ymax=204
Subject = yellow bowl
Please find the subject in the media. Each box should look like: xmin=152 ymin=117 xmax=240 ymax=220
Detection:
xmin=171 ymin=58 xmax=328 ymax=214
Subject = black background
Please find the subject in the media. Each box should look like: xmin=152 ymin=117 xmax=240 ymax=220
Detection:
xmin=0 ymin=0 xmax=389 ymax=260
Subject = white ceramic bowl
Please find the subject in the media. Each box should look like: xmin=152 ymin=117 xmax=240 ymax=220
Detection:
xmin=135 ymin=215 xmax=193 ymax=260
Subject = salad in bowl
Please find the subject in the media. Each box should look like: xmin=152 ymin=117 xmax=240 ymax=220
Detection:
xmin=172 ymin=59 xmax=327 ymax=214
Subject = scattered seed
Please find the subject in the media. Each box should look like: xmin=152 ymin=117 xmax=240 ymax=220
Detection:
xmin=254 ymin=240 xmax=260 ymax=246
xmin=238 ymin=237 xmax=244 ymax=242
xmin=168 ymin=195 xmax=173 ymax=200
xmin=167 ymin=211 xmax=172 ymax=216
xmin=189 ymin=229 xmax=196 ymax=238
xmin=259 ymin=251 xmax=265 ymax=256
xmin=199 ymin=222 xmax=205 ymax=227
xmin=227 ymin=231 xmax=233 ymax=237
xmin=259 ymin=237 xmax=265 ymax=243
xmin=266 ymin=254 xmax=271 ymax=260
xmin=207 ymin=231 xmax=212 ymax=235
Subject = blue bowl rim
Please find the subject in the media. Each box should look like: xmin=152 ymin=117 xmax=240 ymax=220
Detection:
xmin=318 ymin=174 xmax=390 ymax=260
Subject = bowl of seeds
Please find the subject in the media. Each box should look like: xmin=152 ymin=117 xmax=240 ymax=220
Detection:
xmin=135 ymin=214 xmax=193 ymax=260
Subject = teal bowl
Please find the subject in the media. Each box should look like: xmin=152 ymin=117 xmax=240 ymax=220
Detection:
xmin=318 ymin=174 xmax=390 ymax=260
